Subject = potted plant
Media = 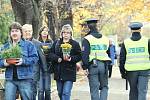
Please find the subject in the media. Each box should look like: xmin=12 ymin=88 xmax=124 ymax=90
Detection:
xmin=60 ymin=43 xmax=72 ymax=57
xmin=0 ymin=45 xmax=21 ymax=65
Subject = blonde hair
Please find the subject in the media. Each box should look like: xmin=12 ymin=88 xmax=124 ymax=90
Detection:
xmin=22 ymin=24 xmax=33 ymax=30
xmin=60 ymin=24 xmax=73 ymax=38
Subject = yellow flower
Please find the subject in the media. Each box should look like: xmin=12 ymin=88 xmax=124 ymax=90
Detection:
xmin=61 ymin=43 xmax=72 ymax=55
xmin=61 ymin=43 xmax=72 ymax=49
xmin=42 ymin=45 xmax=48 ymax=49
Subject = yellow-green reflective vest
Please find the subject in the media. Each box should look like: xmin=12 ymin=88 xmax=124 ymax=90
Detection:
xmin=84 ymin=34 xmax=111 ymax=62
xmin=124 ymin=37 xmax=150 ymax=71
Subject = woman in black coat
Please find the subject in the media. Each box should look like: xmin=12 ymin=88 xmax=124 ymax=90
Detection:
xmin=38 ymin=26 xmax=53 ymax=100
xmin=49 ymin=24 xmax=81 ymax=100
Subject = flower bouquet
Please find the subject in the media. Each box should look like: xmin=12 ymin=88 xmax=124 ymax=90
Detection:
xmin=0 ymin=45 xmax=22 ymax=65
xmin=41 ymin=45 xmax=49 ymax=55
xmin=61 ymin=43 xmax=72 ymax=57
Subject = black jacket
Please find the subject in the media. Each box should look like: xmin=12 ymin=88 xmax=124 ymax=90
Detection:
xmin=119 ymin=32 xmax=150 ymax=76
xmin=40 ymin=40 xmax=53 ymax=72
xmin=49 ymin=39 xmax=81 ymax=82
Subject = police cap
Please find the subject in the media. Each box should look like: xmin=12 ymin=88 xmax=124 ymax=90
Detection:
xmin=85 ymin=18 xmax=98 ymax=24
xmin=128 ymin=22 xmax=143 ymax=30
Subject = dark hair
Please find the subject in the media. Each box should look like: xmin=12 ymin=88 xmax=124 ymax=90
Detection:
xmin=39 ymin=26 xmax=48 ymax=34
xmin=38 ymin=26 xmax=51 ymax=42
xmin=88 ymin=23 xmax=98 ymax=31
xmin=9 ymin=22 xmax=23 ymax=42
xmin=9 ymin=22 xmax=22 ymax=34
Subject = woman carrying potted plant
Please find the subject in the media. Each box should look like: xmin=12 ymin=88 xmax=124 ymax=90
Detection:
xmin=49 ymin=24 xmax=81 ymax=100
xmin=0 ymin=22 xmax=38 ymax=100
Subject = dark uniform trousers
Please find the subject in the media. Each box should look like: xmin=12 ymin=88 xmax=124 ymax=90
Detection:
xmin=127 ymin=70 xmax=150 ymax=100
xmin=88 ymin=60 xmax=108 ymax=100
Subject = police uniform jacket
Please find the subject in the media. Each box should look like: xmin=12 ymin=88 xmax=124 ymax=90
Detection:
xmin=119 ymin=32 xmax=150 ymax=76
xmin=82 ymin=31 xmax=110 ymax=70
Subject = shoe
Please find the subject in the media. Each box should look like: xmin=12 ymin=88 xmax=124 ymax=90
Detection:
xmin=121 ymin=74 xmax=126 ymax=79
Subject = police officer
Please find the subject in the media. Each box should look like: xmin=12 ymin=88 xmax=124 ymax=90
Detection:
xmin=81 ymin=18 xmax=111 ymax=100
xmin=119 ymin=22 xmax=150 ymax=100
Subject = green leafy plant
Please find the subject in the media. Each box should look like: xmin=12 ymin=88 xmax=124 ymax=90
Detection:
xmin=0 ymin=45 xmax=22 ymax=59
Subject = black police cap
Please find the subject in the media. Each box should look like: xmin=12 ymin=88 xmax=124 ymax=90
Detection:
xmin=128 ymin=22 xmax=143 ymax=30
xmin=85 ymin=18 xmax=98 ymax=24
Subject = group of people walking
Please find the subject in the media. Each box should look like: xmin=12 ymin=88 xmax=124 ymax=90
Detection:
xmin=0 ymin=17 xmax=149 ymax=100
xmin=0 ymin=22 xmax=81 ymax=100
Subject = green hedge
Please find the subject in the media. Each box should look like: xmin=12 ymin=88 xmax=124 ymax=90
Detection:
xmin=0 ymin=13 xmax=14 ymax=44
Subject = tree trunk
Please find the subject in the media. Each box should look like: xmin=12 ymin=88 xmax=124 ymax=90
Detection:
xmin=57 ymin=0 xmax=73 ymax=32
xmin=43 ymin=1 xmax=56 ymax=41
xmin=10 ymin=0 xmax=41 ymax=38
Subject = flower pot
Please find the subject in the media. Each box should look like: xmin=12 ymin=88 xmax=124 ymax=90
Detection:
xmin=6 ymin=58 xmax=19 ymax=65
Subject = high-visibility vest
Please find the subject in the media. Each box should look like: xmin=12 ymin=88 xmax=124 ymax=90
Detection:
xmin=124 ymin=36 xmax=150 ymax=71
xmin=84 ymin=34 xmax=110 ymax=62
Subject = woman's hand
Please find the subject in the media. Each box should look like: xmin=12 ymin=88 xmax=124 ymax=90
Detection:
xmin=4 ymin=59 xmax=9 ymax=66
xmin=15 ymin=58 xmax=23 ymax=66
xmin=63 ymin=55 xmax=71 ymax=61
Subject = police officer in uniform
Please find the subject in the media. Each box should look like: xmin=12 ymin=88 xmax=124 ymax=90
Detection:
xmin=81 ymin=18 xmax=111 ymax=100
xmin=119 ymin=22 xmax=150 ymax=100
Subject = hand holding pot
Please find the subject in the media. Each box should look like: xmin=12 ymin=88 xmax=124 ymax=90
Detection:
xmin=15 ymin=58 xmax=23 ymax=66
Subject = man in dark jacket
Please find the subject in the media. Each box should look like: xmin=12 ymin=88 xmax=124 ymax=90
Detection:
xmin=119 ymin=22 xmax=150 ymax=100
xmin=22 ymin=24 xmax=48 ymax=100
xmin=0 ymin=22 xmax=38 ymax=100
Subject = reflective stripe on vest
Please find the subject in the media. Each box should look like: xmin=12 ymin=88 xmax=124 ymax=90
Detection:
xmin=124 ymin=37 xmax=150 ymax=71
xmin=84 ymin=34 xmax=111 ymax=61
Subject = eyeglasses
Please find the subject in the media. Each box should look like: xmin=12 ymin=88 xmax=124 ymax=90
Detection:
xmin=62 ymin=32 xmax=71 ymax=34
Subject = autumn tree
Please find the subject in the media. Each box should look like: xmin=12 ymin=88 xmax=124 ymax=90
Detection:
xmin=2 ymin=0 xmax=150 ymax=43
xmin=42 ymin=0 xmax=57 ymax=40
xmin=72 ymin=0 xmax=119 ymax=37
xmin=72 ymin=0 xmax=150 ymax=39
